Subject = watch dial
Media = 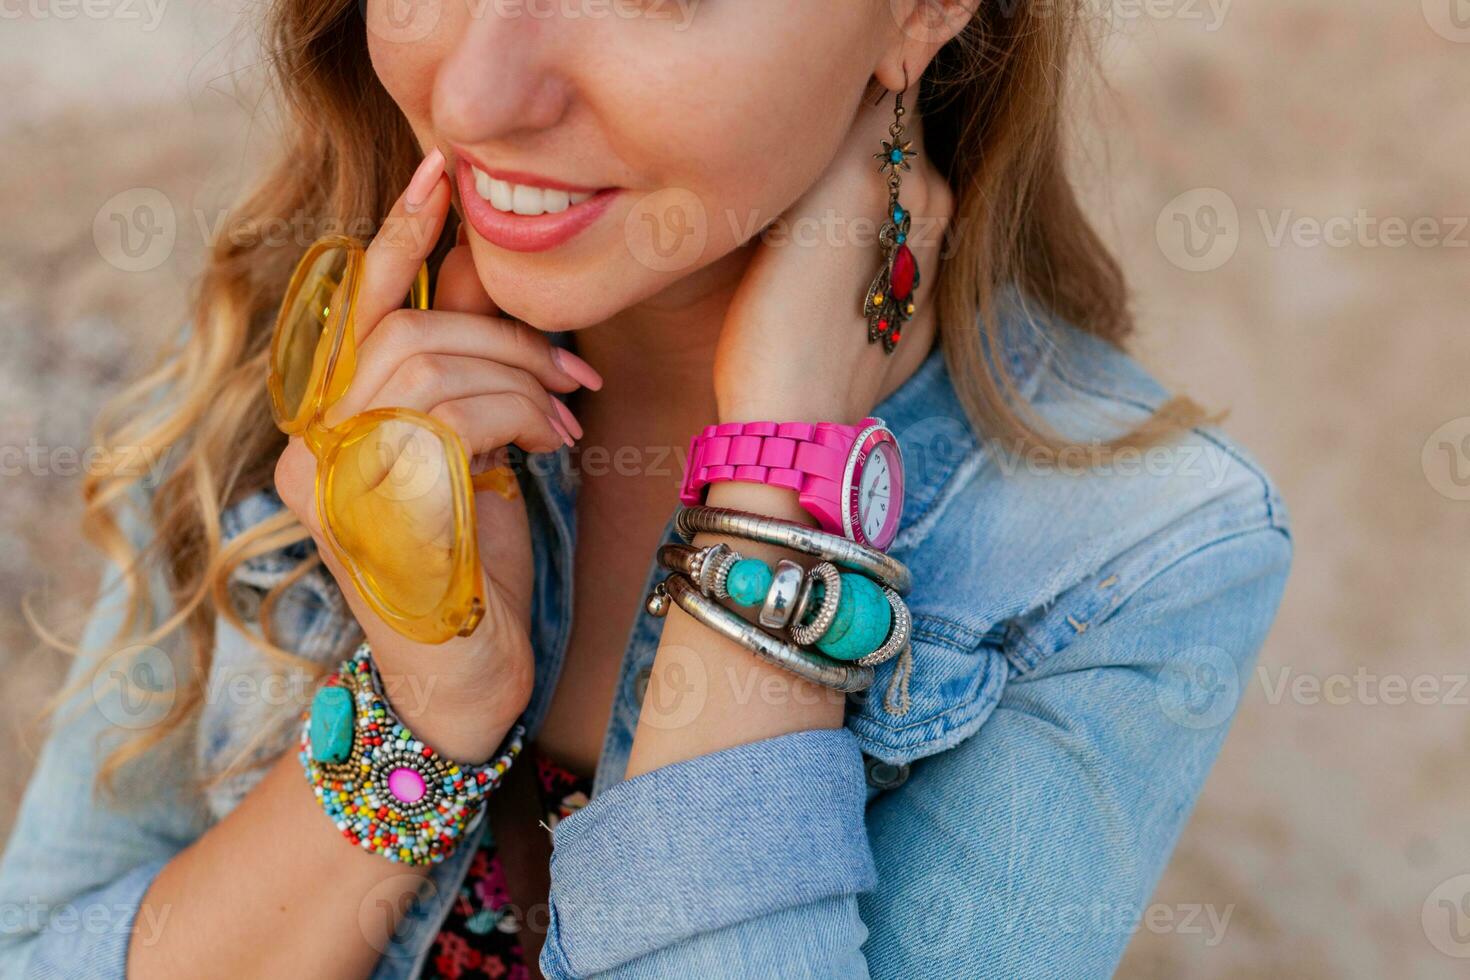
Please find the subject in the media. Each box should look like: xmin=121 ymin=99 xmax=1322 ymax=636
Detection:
xmin=858 ymin=444 xmax=895 ymax=542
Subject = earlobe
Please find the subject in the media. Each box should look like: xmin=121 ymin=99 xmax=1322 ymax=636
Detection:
xmin=876 ymin=0 xmax=978 ymax=91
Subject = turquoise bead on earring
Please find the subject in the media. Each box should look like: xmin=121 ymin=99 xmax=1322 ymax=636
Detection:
xmin=727 ymin=559 xmax=775 ymax=608
xmin=309 ymin=685 xmax=355 ymax=764
xmin=814 ymin=573 xmax=892 ymax=662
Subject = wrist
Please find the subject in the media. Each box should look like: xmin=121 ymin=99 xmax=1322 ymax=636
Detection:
xmin=716 ymin=395 xmax=866 ymax=428
xmin=374 ymin=649 xmax=532 ymax=765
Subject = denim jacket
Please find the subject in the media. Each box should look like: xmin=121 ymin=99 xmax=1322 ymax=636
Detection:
xmin=0 ymin=312 xmax=1291 ymax=979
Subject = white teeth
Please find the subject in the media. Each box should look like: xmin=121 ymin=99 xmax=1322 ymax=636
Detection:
xmin=489 ymin=178 xmax=513 ymax=212
xmin=511 ymin=184 xmax=542 ymax=215
xmin=473 ymin=167 xmax=494 ymax=200
xmin=471 ymin=166 xmax=592 ymax=216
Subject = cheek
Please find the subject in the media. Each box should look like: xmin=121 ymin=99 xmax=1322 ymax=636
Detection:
xmin=623 ymin=15 xmax=875 ymax=237
xmin=366 ymin=15 xmax=447 ymax=135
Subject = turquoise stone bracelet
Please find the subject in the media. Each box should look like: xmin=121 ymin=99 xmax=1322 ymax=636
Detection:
xmin=717 ymin=557 xmax=894 ymax=663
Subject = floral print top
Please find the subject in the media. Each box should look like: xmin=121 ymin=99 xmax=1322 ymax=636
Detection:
xmin=423 ymin=752 xmax=591 ymax=980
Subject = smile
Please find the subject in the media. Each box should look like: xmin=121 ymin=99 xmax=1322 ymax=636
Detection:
xmin=454 ymin=156 xmax=619 ymax=253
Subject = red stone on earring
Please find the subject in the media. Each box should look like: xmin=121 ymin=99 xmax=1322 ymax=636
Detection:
xmin=890 ymin=245 xmax=917 ymax=301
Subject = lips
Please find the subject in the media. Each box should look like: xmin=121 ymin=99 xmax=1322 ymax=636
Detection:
xmin=454 ymin=157 xmax=619 ymax=253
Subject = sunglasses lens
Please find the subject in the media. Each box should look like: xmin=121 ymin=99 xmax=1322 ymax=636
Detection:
xmin=319 ymin=412 xmax=480 ymax=643
xmin=271 ymin=243 xmax=356 ymax=426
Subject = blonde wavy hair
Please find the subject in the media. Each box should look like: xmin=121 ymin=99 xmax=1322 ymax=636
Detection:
xmin=66 ymin=0 xmax=1201 ymax=785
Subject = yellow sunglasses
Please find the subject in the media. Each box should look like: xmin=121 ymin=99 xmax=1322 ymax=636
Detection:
xmin=267 ymin=235 xmax=499 ymax=645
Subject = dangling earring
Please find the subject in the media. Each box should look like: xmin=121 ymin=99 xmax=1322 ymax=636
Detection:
xmin=863 ymin=87 xmax=920 ymax=355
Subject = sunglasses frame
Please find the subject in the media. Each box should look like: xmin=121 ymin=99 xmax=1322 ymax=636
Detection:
xmin=268 ymin=236 xmax=485 ymax=644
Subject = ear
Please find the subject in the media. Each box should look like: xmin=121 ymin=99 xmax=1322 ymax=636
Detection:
xmin=876 ymin=0 xmax=978 ymax=91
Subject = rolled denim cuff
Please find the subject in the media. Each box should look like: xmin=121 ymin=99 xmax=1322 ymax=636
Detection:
xmin=540 ymin=728 xmax=876 ymax=978
xmin=8 ymin=859 xmax=167 ymax=980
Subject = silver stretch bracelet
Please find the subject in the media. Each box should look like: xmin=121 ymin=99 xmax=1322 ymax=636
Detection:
xmin=675 ymin=506 xmax=912 ymax=595
xmin=647 ymin=573 xmax=876 ymax=693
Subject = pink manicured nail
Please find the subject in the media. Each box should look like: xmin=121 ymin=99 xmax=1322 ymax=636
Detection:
xmin=552 ymin=347 xmax=604 ymax=390
xmin=405 ymin=148 xmax=446 ymax=214
xmin=547 ymin=414 xmax=575 ymax=448
xmin=551 ymin=398 xmax=583 ymax=440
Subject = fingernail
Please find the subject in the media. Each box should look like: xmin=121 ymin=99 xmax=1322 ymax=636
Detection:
xmin=552 ymin=347 xmax=604 ymax=390
xmin=547 ymin=413 xmax=576 ymax=448
xmin=551 ymin=398 xmax=583 ymax=440
xmin=405 ymin=148 xmax=446 ymax=214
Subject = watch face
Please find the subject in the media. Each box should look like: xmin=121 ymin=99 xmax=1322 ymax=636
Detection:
xmin=846 ymin=424 xmax=904 ymax=550
xmin=858 ymin=444 xmax=897 ymax=542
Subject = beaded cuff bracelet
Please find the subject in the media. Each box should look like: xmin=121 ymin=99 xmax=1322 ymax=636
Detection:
xmin=298 ymin=643 xmax=525 ymax=866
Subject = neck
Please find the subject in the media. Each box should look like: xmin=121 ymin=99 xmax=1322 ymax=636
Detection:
xmin=566 ymin=244 xmax=938 ymax=493
xmin=569 ymin=247 xmax=751 ymax=447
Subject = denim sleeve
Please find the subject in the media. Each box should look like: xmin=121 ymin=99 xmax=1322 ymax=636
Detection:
xmin=860 ymin=527 xmax=1292 ymax=977
xmin=0 ymin=518 xmax=207 ymax=979
xmin=539 ymin=728 xmax=877 ymax=978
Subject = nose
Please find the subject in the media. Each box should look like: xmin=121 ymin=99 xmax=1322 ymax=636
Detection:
xmin=432 ymin=14 xmax=572 ymax=146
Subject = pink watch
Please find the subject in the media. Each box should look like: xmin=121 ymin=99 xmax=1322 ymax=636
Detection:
xmin=679 ymin=418 xmax=905 ymax=552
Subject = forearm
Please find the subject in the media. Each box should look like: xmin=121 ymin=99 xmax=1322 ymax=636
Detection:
xmin=625 ymin=481 xmax=846 ymax=778
xmin=129 ymin=750 xmax=427 ymax=980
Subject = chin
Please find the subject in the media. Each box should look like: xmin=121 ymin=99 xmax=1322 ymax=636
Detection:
xmin=469 ymin=252 xmax=692 ymax=333
xmin=472 ymin=266 xmax=624 ymax=333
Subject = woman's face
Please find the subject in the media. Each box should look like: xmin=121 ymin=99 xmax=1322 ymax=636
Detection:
xmin=368 ymin=0 xmax=895 ymax=331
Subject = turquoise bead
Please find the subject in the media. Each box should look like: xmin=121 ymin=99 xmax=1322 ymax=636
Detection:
xmin=816 ymin=573 xmax=892 ymax=662
xmin=893 ymin=206 xmax=906 ymax=224
xmin=890 ymin=149 xmax=904 ymax=163
xmin=727 ymin=559 xmax=774 ymax=608
xmin=309 ymin=686 xmax=354 ymax=764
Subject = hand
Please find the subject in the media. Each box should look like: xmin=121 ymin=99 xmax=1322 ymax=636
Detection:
xmin=274 ymin=153 xmax=603 ymax=762
xmin=714 ymin=89 xmax=953 ymax=425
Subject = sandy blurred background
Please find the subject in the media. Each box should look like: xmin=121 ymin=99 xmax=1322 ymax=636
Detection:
xmin=2 ymin=1 xmax=1468 ymax=975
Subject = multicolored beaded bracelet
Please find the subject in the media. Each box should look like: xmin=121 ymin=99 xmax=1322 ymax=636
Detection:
xmin=298 ymin=643 xmax=525 ymax=866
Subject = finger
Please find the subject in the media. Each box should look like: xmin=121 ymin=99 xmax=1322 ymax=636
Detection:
xmin=430 ymin=392 xmax=573 ymax=456
xmin=273 ymin=438 xmax=321 ymax=536
xmin=355 ymin=149 xmax=453 ymax=339
xmin=364 ymin=353 xmax=579 ymax=440
xmin=324 ymin=310 xmax=597 ymax=424
xmin=434 ymin=243 xmax=500 ymax=317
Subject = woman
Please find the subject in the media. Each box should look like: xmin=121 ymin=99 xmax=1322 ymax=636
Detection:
xmin=0 ymin=1 xmax=1291 ymax=977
